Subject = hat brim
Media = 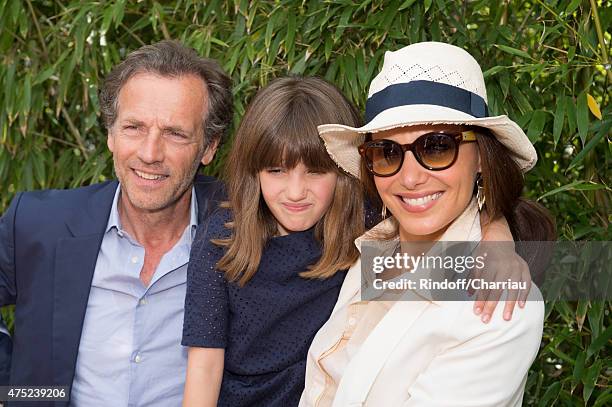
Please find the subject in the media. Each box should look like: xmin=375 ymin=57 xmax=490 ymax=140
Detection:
xmin=318 ymin=104 xmax=537 ymax=178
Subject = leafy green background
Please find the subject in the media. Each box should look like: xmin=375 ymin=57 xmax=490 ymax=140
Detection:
xmin=0 ymin=0 xmax=610 ymax=405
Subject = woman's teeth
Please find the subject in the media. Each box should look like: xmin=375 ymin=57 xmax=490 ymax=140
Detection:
xmin=135 ymin=170 xmax=165 ymax=180
xmin=401 ymin=192 xmax=442 ymax=206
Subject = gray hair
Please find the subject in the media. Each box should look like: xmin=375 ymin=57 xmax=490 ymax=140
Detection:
xmin=99 ymin=40 xmax=233 ymax=145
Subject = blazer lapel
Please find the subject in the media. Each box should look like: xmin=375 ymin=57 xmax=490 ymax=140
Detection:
xmin=52 ymin=181 xmax=117 ymax=386
xmin=333 ymin=301 xmax=432 ymax=406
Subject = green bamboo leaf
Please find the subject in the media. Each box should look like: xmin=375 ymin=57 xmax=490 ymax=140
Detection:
xmin=586 ymin=325 xmax=612 ymax=359
xmin=526 ymin=110 xmax=547 ymax=143
xmin=399 ymin=0 xmax=418 ymax=10
xmin=538 ymin=381 xmax=561 ymax=407
xmin=495 ymin=44 xmax=533 ymax=60
xmin=285 ymin=12 xmax=296 ymax=59
xmin=587 ymin=301 xmax=604 ymax=339
xmin=268 ymin=34 xmax=283 ymax=67
xmin=18 ymin=6 xmax=28 ymax=38
xmin=510 ymin=87 xmax=532 ymax=115
xmin=483 ymin=65 xmax=505 ymax=78
xmin=209 ymin=37 xmax=229 ymax=48
xmin=576 ymin=91 xmax=589 ymax=145
xmin=424 ymin=0 xmax=433 ymax=12
xmin=4 ymin=61 xmax=15 ymax=121
xmin=33 ymin=151 xmax=46 ymax=188
xmin=101 ymin=5 xmax=114 ymax=34
xmin=499 ymin=71 xmax=510 ymax=99
xmin=33 ymin=66 xmax=55 ymax=86
xmin=538 ymin=181 xmax=607 ymax=200
xmin=9 ymin=0 xmax=20 ymax=25
xmin=324 ymin=35 xmax=333 ymax=62
xmin=290 ymin=50 xmax=307 ymax=74
xmin=74 ymin=19 xmax=87 ymax=63
xmin=583 ymin=360 xmax=603 ymax=403
xmin=568 ymin=121 xmax=611 ymax=170
xmin=333 ymin=8 xmax=352 ymax=41
xmin=409 ymin=4 xmax=422 ymax=43
xmin=566 ymin=0 xmax=582 ymax=14
xmin=565 ymin=95 xmax=577 ymax=136
xmin=567 ymin=46 xmax=576 ymax=61
xmin=553 ymin=96 xmax=565 ymax=146
xmin=22 ymin=156 xmax=33 ymax=190
xmin=356 ymin=51 xmax=367 ymax=90
xmin=576 ymin=300 xmax=589 ymax=331
xmin=113 ymin=0 xmax=127 ymax=29
xmin=0 ymin=152 xmax=7 ymax=182
xmin=571 ymin=351 xmax=586 ymax=392
xmin=264 ymin=9 xmax=279 ymax=53
xmin=593 ymin=389 xmax=612 ymax=407
xmin=21 ymin=73 xmax=31 ymax=117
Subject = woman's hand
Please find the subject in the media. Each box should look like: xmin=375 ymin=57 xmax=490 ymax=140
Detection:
xmin=474 ymin=214 xmax=532 ymax=323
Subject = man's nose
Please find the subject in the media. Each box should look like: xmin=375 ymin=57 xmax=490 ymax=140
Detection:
xmin=137 ymin=131 xmax=165 ymax=164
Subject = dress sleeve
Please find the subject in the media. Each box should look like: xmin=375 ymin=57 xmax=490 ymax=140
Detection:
xmin=182 ymin=209 xmax=232 ymax=348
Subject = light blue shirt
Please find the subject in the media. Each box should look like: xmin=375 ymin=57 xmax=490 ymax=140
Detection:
xmin=70 ymin=185 xmax=198 ymax=407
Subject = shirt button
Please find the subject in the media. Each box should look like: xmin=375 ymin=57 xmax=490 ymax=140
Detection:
xmin=139 ymin=298 xmax=147 ymax=306
xmin=134 ymin=354 xmax=142 ymax=363
xmin=131 ymin=256 xmax=139 ymax=264
xmin=348 ymin=317 xmax=357 ymax=326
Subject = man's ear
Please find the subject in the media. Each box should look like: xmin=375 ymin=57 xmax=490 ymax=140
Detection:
xmin=107 ymin=130 xmax=115 ymax=153
xmin=200 ymin=138 xmax=220 ymax=165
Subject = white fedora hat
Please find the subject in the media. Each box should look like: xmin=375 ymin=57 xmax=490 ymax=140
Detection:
xmin=318 ymin=42 xmax=537 ymax=178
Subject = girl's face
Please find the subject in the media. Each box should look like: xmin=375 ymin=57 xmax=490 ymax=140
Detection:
xmin=373 ymin=124 xmax=480 ymax=242
xmin=259 ymin=162 xmax=338 ymax=235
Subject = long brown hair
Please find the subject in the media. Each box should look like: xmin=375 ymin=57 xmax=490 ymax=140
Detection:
xmin=475 ymin=127 xmax=556 ymax=241
xmin=216 ymin=76 xmax=364 ymax=286
xmin=360 ymin=126 xmax=556 ymax=242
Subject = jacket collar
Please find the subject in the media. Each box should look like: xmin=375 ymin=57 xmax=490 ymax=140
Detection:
xmin=337 ymin=199 xmax=482 ymax=309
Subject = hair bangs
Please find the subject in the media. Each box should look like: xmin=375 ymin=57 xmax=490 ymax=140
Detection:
xmin=251 ymin=99 xmax=338 ymax=174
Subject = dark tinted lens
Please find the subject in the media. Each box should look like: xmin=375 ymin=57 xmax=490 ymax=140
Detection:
xmin=365 ymin=140 xmax=403 ymax=175
xmin=417 ymin=133 xmax=457 ymax=169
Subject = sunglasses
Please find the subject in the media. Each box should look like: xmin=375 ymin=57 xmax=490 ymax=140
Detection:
xmin=358 ymin=130 xmax=477 ymax=177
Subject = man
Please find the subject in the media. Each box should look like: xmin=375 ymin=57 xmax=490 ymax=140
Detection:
xmin=0 ymin=40 xmax=233 ymax=406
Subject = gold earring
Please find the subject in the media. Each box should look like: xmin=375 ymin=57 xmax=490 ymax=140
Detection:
xmin=381 ymin=204 xmax=387 ymax=219
xmin=476 ymin=175 xmax=485 ymax=211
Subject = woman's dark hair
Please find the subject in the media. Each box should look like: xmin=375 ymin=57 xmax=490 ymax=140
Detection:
xmin=475 ymin=127 xmax=556 ymax=242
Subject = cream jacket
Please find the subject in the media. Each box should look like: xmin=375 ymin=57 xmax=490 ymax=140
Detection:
xmin=300 ymin=202 xmax=544 ymax=407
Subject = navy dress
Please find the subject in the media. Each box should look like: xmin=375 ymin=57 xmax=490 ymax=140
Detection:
xmin=182 ymin=208 xmax=346 ymax=406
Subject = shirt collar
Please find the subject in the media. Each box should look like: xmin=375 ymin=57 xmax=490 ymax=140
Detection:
xmin=105 ymin=184 xmax=199 ymax=240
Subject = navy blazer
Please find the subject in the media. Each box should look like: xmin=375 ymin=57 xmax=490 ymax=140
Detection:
xmin=0 ymin=175 xmax=223 ymax=406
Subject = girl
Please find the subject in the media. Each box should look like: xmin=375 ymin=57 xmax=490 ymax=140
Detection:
xmin=182 ymin=76 xmax=529 ymax=407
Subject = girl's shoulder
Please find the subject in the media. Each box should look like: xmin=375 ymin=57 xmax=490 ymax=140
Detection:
xmin=197 ymin=203 xmax=234 ymax=242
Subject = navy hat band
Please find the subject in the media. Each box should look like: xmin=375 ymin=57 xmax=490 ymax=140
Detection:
xmin=364 ymin=80 xmax=489 ymax=124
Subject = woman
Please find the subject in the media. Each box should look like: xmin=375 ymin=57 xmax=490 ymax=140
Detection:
xmin=300 ymin=42 xmax=555 ymax=406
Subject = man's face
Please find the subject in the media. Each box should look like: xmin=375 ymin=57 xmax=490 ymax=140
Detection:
xmin=107 ymin=72 xmax=218 ymax=213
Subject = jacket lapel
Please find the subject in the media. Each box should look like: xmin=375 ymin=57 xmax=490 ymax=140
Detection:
xmin=52 ymin=181 xmax=117 ymax=386
xmin=333 ymin=301 xmax=432 ymax=406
